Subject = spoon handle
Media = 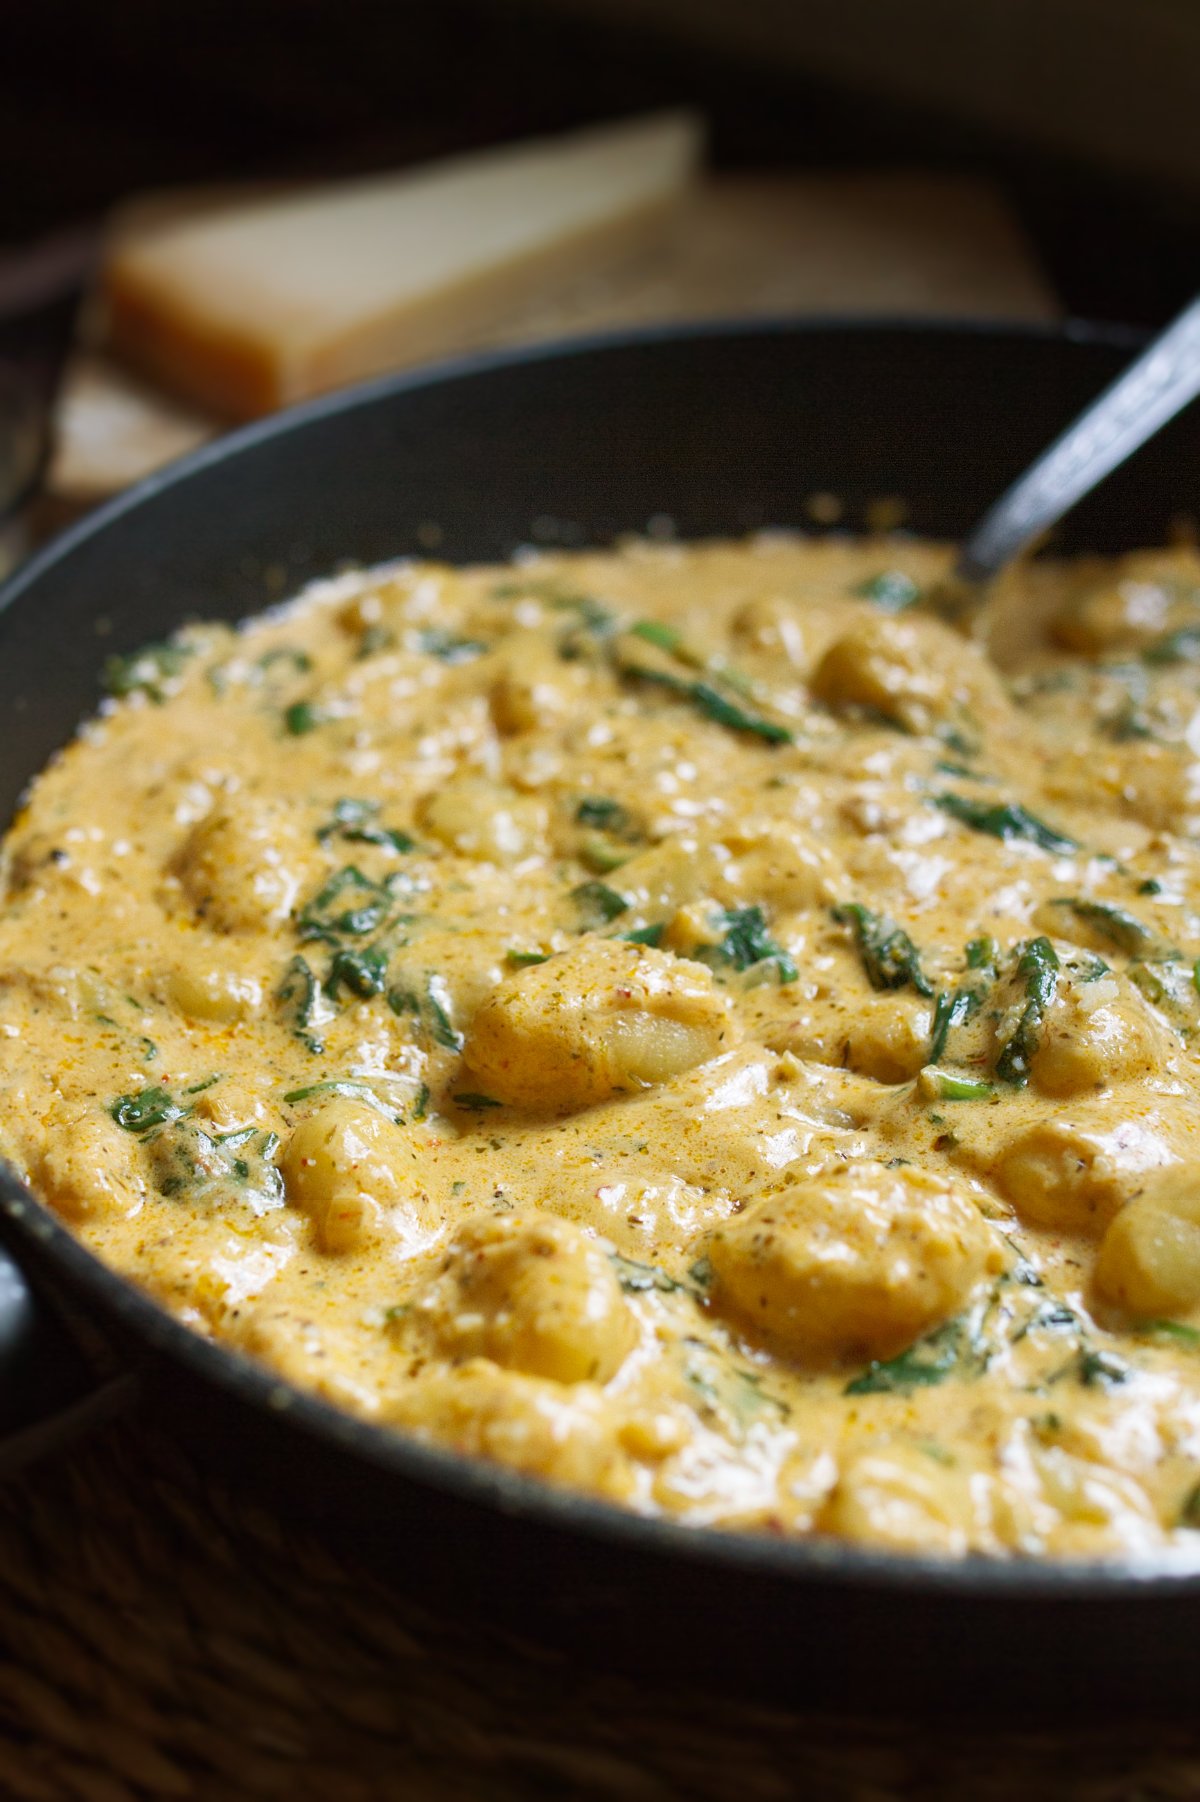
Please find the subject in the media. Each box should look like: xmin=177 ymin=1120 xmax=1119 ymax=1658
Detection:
xmin=957 ymin=297 xmax=1200 ymax=585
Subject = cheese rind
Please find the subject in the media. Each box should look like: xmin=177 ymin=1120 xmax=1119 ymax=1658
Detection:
xmin=102 ymin=113 xmax=703 ymax=418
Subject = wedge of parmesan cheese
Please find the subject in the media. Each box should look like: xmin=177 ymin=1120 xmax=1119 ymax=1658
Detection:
xmin=102 ymin=112 xmax=703 ymax=419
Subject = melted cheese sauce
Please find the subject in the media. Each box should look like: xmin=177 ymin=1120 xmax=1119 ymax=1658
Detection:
xmin=8 ymin=533 xmax=1200 ymax=1558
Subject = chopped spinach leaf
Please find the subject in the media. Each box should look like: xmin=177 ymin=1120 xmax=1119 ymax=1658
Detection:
xmin=417 ymin=628 xmax=488 ymax=663
xmin=689 ymin=680 xmax=792 ymax=744
xmin=1050 ymin=897 xmax=1156 ymax=955
xmin=620 ymin=923 xmax=665 ymax=947
xmin=1077 ymin=1347 xmax=1130 ymax=1389
xmin=297 ymin=867 xmax=392 ymax=944
xmin=150 ymin=1118 xmax=284 ymax=1213
xmin=327 ymin=945 xmax=389 ymax=1000
xmin=357 ymin=624 xmax=394 ymax=659
xmin=426 ymin=978 xmax=462 ymax=1051
xmin=610 ymin=1253 xmax=690 ymax=1296
xmin=316 ymin=798 xmax=416 ymax=855
xmin=629 ymin=619 xmax=684 ymax=653
xmin=1143 ymin=626 xmax=1200 ymax=665
xmin=933 ymin=793 xmax=1077 ymax=854
xmin=386 ymin=975 xmax=463 ymax=1052
xmin=452 ymin=1091 xmax=503 ymax=1110
xmin=110 ymin=1086 xmax=188 ymax=1134
xmin=494 ymin=581 xmax=615 ymax=633
xmin=695 ymin=905 xmax=797 ymax=984
xmin=688 ymin=1255 xmax=714 ymax=1292
xmin=617 ymin=661 xmax=792 ymax=744
xmin=277 ymin=954 xmax=327 ymax=1054
xmin=283 ymin=699 xmax=329 ymax=736
xmin=928 ymin=987 xmax=981 ymax=1063
xmin=682 ymin=1338 xmax=789 ymax=1430
xmin=576 ymin=796 xmax=634 ymax=832
xmin=845 ymin=1316 xmax=981 ymax=1395
xmin=833 ymin=902 xmax=933 ymax=997
xmin=506 ymin=947 xmax=551 ymax=968
xmin=1142 ymin=1318 xmax=1200 ymax=1347
xmin=258 ymin=646 xmax=313 ymax=675
xmin=103 ymin=640 xmax=192 ymax=704
xmin=966 ymin=935 xmax=999 ymax=970
xmin=282 ymin=1079 xmax=403 ymax=1123
xmin=853 ymin=569 xmax=921 ymax=612
xmin=579 ymin=834 xmax=632 ymax=874
xmin=572 ymin=879 xmax=629 ymax=927
xmin=994 ymin=936 xmax=1059 ymax=1086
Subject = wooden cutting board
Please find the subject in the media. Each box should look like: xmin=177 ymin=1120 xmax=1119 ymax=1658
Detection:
xmin=47 ymin=171 xmax=1056 ymax=509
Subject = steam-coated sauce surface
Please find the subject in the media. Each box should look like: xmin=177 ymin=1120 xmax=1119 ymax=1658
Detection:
xmin=9 ymin=533 xmax=1200 ymax=1557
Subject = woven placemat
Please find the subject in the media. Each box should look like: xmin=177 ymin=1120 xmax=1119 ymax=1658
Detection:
xmin=0 ymin=1411 xmax=1195 ymax=1801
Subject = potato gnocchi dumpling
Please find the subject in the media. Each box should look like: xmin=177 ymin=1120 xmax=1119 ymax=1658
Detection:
xmin=9 ymin=533 xmax=1200 ymax=1559
xmin=709 ymin=1159 xmax=1002 ymax=1362
xmin=464 ymin=937 xmax=736 ymax=1111
xmin=399 ymin=1211 xmax=637 ymax=1384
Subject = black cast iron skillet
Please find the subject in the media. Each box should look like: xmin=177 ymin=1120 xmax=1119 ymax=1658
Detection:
xmin=2 ymin=320 xmax=1199 ymax=1725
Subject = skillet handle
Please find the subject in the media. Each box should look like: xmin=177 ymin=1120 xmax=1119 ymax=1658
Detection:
xmin=0 ymin=1237 xmax=138 ymax=1474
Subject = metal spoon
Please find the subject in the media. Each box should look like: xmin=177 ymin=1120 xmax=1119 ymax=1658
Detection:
xmin=948 ymin=296 xmax=1200 ymax=606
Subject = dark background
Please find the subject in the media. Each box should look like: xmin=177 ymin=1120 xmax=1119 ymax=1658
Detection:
xmin=2 ymin=0 xmax=1199 ymax=328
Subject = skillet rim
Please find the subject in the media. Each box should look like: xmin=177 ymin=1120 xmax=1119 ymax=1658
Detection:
xmin=3 ymin=310 xmax=1196 ymax=1606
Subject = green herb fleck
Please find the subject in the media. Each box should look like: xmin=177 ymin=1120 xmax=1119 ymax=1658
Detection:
xmin=453 ymin=1092 xmax=503 ymax=1110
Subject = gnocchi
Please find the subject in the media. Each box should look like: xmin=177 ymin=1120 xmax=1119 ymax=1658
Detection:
xmin=8 ymin=531 xmax=1200 ymax=1559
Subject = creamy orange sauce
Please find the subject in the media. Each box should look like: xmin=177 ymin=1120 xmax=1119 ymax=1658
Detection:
xmin=7 ymin=533 xmax=1200 ymax=1556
